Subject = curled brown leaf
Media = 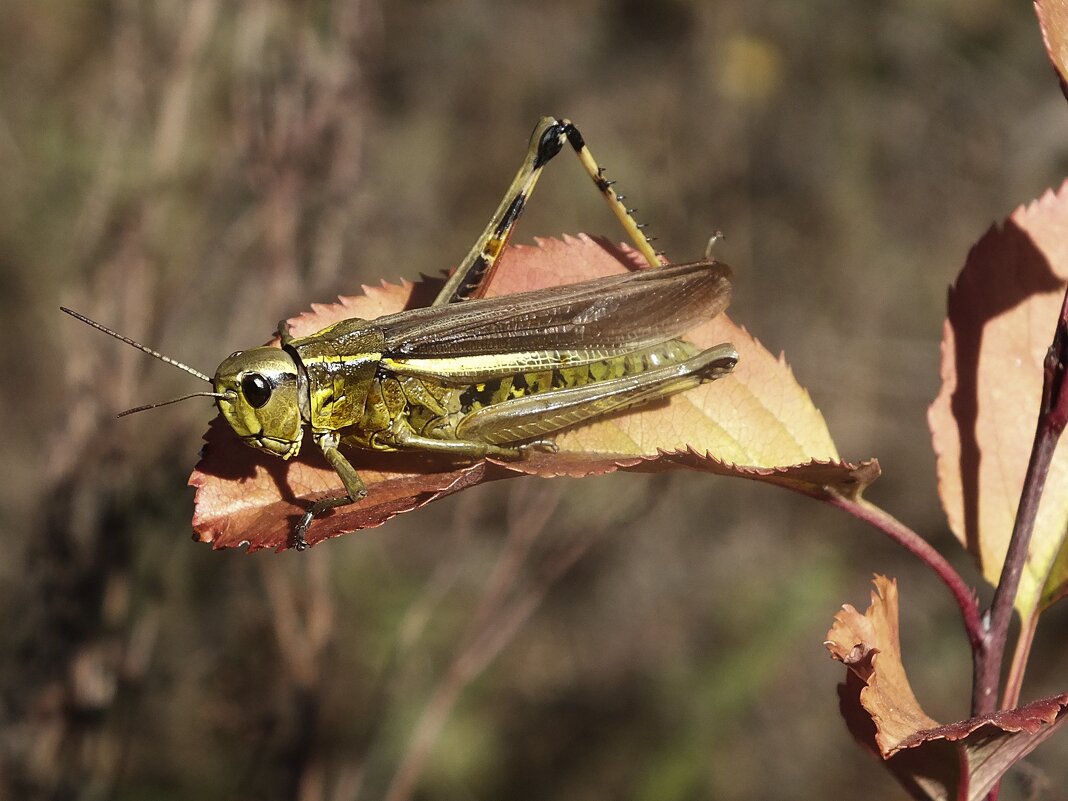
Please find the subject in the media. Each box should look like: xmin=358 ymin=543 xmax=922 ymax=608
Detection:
xmin=827 ymin=576 xmax=1068 ymax=801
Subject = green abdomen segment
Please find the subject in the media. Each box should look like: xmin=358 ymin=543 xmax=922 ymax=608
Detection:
xmin=457 ymin=340 xmax=696 ymax=412
xmin=446 ymin=340 xmax=736 ymax=445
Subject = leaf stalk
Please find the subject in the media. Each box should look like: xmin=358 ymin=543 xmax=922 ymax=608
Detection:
xmin=821 ymin=493 xmax=984 ymax=652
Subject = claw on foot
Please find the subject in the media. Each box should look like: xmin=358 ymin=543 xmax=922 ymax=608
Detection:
xmin=291 ymin=512 xmax=312 ymax=551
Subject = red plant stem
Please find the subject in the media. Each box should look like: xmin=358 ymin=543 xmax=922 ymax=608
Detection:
xmin=973 ymin=285 xmax=1068 ymax=716
xmin=821 ymin=493 xmax=983 ymax=652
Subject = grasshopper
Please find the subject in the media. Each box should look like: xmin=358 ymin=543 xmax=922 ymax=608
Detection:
xmin=62 ymin=117 xmax=738 ymax=549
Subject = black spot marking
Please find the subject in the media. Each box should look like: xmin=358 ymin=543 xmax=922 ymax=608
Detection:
xmin=460 ymin=378 xmax=504 ymax=412
xmin=509 ymin=372 xmax=530 ymax=397
xmin=494 ymin=193 xmax=526 ymax=236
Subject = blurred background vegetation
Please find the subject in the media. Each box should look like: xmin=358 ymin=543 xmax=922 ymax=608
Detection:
xmin=3 ymin=1 xmax=1068 ymax=799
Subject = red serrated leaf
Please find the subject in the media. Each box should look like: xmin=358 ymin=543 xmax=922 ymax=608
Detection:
xmin=928 ymin=183 xmax=1068 ymax=616
xmin=192 ymin=235 xmax=870 ymax=550
xmin=826 ymin=576 xmax=1068 ymax=801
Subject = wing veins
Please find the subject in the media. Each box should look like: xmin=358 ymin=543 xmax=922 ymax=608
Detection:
xmin=379 ymin=260 xmax=731 ymax=359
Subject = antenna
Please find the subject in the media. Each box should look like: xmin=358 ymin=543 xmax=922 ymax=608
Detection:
xmin=118 ymin=391 xmax=234 ymax=418
xmin=60 ymin=306 xmax=213 ymax=384
xmin=60 ymin=306 xmax=233 ymax=417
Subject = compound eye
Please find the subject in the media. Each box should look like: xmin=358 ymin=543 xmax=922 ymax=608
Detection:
xmin=241 ymin=372 xmax=272 ymax=408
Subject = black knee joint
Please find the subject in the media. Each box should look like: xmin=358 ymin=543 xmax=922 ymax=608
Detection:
xmin=534 ymin=122 xmax=566 ymax=168
xmin=562 ymin=121 xmax=585 ymax=151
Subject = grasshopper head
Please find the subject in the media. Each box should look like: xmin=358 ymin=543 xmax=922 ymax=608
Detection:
xmin=214 ymin=347 xmax=305 ymax=459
